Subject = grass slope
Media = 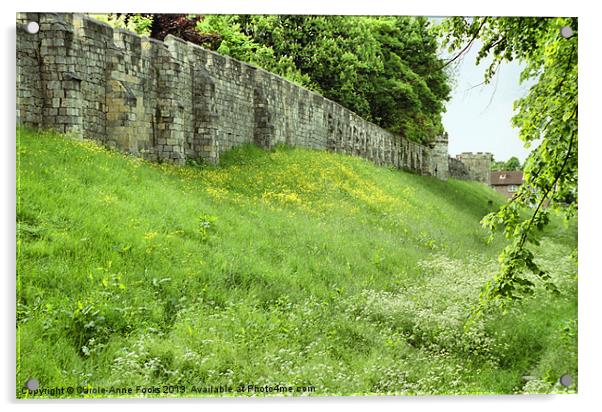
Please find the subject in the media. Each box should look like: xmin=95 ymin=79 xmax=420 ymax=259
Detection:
xmin=16 ymin=128 xmax=577 ymax=397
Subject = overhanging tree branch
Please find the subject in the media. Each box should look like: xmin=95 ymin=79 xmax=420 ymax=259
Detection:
xmin=517 ymin=108 xmax=576 ymax=250
xmin=440 ymin=17 xmax=489 ymax=70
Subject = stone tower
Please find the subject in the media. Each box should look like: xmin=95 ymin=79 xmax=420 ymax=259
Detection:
xmin=455 ymin=152 xmax=493 ymax=184
xmin=429 ymin=132 xmax=450 ymax=180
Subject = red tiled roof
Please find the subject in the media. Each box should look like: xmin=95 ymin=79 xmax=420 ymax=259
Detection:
xmin=490 ymin=170 xmax=523 ymax=186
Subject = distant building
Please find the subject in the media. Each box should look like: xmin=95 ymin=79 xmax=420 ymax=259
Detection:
xmin=490 ymin=170 xmax=523 ymax=199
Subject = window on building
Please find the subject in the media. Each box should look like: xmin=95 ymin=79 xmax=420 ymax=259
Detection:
xmin=500 ymin=174 xmax=507 ymax=180
xmin=508 ymin=185 xmax=518 ymax=193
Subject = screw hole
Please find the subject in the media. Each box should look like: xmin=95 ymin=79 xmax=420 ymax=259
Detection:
xmin=25 ymin=378 xmax=39 ymax=391
xmin=25 ymin=21 xmax=39 ymax=34
xmin=560 ymin=26 xmax=574 ymax=39
xmin=559 ymin=374 xmax=573 ymax=387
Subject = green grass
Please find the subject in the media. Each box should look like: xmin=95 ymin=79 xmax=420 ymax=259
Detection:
xmin=16 ymin=128 xmax=577 ymax=397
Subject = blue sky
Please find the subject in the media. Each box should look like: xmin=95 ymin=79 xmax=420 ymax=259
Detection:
xmin=440 ymin=40 xmax=535 ymax=163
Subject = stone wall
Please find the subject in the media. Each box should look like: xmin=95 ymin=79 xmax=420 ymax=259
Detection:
xmin=17 ymin=12 xmax=451 ymax=179
xmin=452 ymin=152 xmax=493 ymax=183
xmin=448 ymin=156 xmax=470 ymax=180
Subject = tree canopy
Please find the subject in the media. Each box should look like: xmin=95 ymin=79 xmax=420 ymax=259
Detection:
xmin=439 ymin=17 xmax=578 ymax=307
xmin=491 ymin=156 xmax=522 ymax=171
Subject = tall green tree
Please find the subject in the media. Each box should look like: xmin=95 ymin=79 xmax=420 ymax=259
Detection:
xmin=491 ymin=156 xmax=522 ymax=171
xmin=504 ymin=156 xmax=522 ymax=171
xmin=368 ymin=17 xmax=450 ymax=143
xmin=440 ymin=17 xmax=578 ymax=306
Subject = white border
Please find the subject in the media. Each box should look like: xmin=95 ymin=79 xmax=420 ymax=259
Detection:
xmin=2 ymin=1 xmax=600 ymax=411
